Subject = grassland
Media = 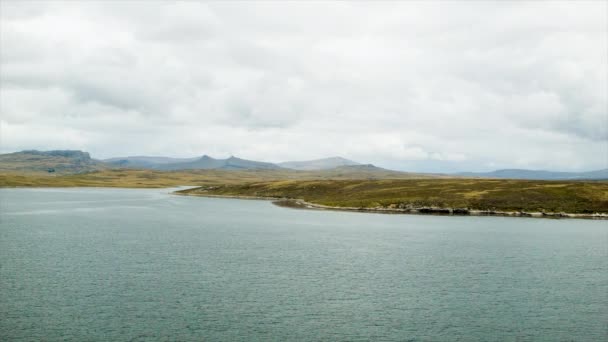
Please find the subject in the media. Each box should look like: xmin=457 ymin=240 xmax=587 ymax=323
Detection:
xmin=179 ymin=179 xmax=608 ymax=215
xmin=3 ymin=169 xmax=606 ymax=217
xmin=0 ymin=170 xmax=283 ymax=188
xmin=0 ymin=166 xmax=438 ymax=188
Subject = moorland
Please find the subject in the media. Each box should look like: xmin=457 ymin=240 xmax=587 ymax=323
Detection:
xmin=1 ymin=150 xmax=607 ymax=218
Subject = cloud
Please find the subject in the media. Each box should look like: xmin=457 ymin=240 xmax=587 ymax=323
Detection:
xmin=0 ymin=1 xmax=606 ymax=172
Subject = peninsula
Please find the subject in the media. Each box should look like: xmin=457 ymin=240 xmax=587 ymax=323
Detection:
xmin=177 ymin=179 xmax=608 ymax=219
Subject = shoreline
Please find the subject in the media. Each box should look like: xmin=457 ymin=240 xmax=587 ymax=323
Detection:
xmin=3 ymin=186 xmax=604 ymax=220
xmin=175 ymin=192 xmax=608 ymax=220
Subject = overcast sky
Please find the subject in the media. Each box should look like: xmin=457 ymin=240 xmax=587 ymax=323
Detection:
xmin=1 ymin=1 xmax=606 ymax=172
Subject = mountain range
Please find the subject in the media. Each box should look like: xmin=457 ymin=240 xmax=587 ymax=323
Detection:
xmin=278 ymin=157 xmax=361 ymax=170
xmin=104 ymin=155 xmax=361 ymax=171
xmin=103 ymin=156 xmax=199 ymax=168
xmin=457 ymin=168 xmax=608 ymax=180
xmin=0 ymin=150 xmax=606 ymax=180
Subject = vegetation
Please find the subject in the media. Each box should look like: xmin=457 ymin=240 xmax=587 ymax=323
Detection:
xmin=3 ymin=168 xmax=606 ymax=215
xmin=179 ymin=179 xmax=608 ymax=214
xmin=0 ymin=166 xmax=438 ymax=188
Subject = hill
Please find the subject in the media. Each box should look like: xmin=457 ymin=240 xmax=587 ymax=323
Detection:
xmin=312 ymin=164 xmax=441 ymax=179
xmin=278 ymin=157 xmax=360 ymax=170
xmin=0 ymin=164 xmax=439 ymax=188
xmin=103 ymin=154 xmax=284 ymax=171
xmin=458 ymin=168 xmax=608 ymax=180
xmin=3 ymin=150 xmax=605 ymax=181
xmin=104 ymin=156 xmax=199 ymax=168
xmin=179 ymin=178 xmax=608 ymax=215
xmin=156 ymin=155 xmax=283 ymax=171
xmin=0 ymin=150 xmax=104 ymax=174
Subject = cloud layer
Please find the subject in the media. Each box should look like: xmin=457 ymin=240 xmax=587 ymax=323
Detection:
xmin=1 ymin=1 xmax=606 ymax=172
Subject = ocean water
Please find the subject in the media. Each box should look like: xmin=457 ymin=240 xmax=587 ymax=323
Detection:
xmin=1 ymin=187 xmax=606 ymax=341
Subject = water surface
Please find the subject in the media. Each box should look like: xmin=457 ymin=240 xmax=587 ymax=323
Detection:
xmin=1 ymin=188 xmax=606 ymax=341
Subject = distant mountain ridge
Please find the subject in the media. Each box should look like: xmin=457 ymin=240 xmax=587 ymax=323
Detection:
xmin=106 ymin=155 xmax=362 ymax=171
xmin=457 ymin=168 xmax=608 ymax=180
xmin=104 ymin=156 xmax=199 ymax=168
xmin=156 ymin=155 xmax=282 ymax=171
xmin=278 ymin=157 xmax=360 ymax=170
xmin=1 ymin=150 xmax=606 ymax=179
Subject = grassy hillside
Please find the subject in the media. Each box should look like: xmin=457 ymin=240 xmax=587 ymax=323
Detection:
xmin=180 ymin=179 xmax=608 ymax=214
xmin=0 ymin=166 xmax=439 ymax=188
xmin=6 ymin=168 xmax=604 ymax=214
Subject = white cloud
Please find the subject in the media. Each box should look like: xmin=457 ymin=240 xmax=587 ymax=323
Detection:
xmin=0 ymin=0 xmax=606 ymax=171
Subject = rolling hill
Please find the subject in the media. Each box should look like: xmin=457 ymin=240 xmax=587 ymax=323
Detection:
xmin=104 ymin=155 xmax=283 ymax=171
xmin=278 ymin=157 xmax=360 ymax=170
xmin=457 ymin=168 xmax=608 ymax=180
xmin=0 ymin=150 xmax=105 ymax=174
xmin=179 ymin=178 xmax=608 ymax=215
xmin=104 ymin=156 xmax=199 ymax=168
xmin=156 ymin=155 xmax=283 ymax=171
xmin=2 ymin=150 xmax=606 ymax=181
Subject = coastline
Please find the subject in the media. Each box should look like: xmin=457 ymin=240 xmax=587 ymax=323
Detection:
xmin=174 ymin=192 xmax=608 ymax=220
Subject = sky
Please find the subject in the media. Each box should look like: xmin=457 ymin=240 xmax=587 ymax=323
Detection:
xmin=0 ymin=1 xmax=606 ymax=172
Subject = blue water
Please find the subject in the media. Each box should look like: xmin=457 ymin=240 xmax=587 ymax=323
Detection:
xmin=1 ymin=188 xmax=606 ymax=341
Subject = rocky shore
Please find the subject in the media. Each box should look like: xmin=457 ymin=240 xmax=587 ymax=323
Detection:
xmin=273 ymin=199 xmax=608 ymax=219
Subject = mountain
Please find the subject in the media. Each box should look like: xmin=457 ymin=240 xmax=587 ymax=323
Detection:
xmin=278 ymin=157 xmax=361 ymax=170
xmin=156 ymin=155 xmax=283 ymax=171
xmin=316 ymin=164 xmax=440 ymax=179
xmin=457 ymin=168 xmax=608 ymax=180
xmin=8 ymin=150 xmax=603 ymax=180
xmin=0 ymin=150 xmax=104 ymax=174
xmin=104 ymin=156 xmax=199 ymax=168
xmin=104 ymin=155 xmax=283 ymax=171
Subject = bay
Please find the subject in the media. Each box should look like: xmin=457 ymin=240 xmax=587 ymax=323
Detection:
xmin=1 ymin=188 xmax=606 ymax=341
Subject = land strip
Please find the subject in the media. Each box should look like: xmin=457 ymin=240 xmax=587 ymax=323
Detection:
xmin=178 ymin=179 xmax=608 ymax=219
xmin=3 ymin=170 xmax=606 ymax=219
xmin=0 ymin=167 xmax=439 ymax=188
